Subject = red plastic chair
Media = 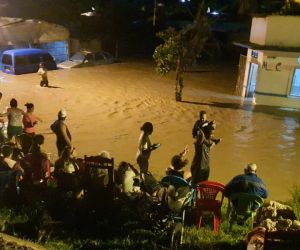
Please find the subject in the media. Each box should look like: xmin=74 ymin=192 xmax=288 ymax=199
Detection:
xmin=195 ymin=181 xmax=225 ymax=232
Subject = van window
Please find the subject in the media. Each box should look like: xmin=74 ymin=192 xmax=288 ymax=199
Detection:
xmin=16 ymin=55 xmax=30 ymax=66
xmin=42 ymin=54 xmax=54 ymax=62
xmin=2 ymin=54 xmax=12 ymax=65
xmin=28 ymin=54 xmax=42 ymax=64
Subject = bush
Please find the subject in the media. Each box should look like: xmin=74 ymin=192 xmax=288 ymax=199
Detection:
xmin=289 ymin=185 xmax=300 ymax=220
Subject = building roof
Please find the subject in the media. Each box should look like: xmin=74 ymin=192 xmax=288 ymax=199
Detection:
xmin=233 ymin=41 xmax=300 ymax=53
xmin=3 ymin=48 xmax=50 ymax=56
xmin=0 ymin=17 xmax=69 ymax=45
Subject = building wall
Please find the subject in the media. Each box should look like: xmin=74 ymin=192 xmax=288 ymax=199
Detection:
xmin=250 ymin=16 xmax=300 ymax=47
xmin=250 ymin=17 xmax=267 ymax=46
xmin=248 ymin=49 xmax=300 ymax=108
xmin=37 ymin=41 xmax=69 ymax=63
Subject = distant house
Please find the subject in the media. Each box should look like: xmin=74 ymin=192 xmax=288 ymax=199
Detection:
xmin=0 ymin=17 xmax=69 ymax=63
xmin=235 ymin=16 xmax=300 ymax=109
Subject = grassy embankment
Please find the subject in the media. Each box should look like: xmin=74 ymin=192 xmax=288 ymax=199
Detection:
xmin=0 ymin=185 xmax=299 ymax=250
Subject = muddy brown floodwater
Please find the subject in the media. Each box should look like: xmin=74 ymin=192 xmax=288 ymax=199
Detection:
xmin=0 ymin=60 xmax=299 ymax=201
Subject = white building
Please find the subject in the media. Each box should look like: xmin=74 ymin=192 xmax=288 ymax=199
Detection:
xmin=236 ymin=15 xmax=300 ymax=108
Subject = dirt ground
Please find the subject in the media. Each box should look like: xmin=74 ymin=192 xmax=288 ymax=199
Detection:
xmin=0 ymin=59 xmax=299 ymax=201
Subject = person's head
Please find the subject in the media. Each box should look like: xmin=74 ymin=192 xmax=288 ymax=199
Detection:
xmin=39 ymin=62 xmax=45 ymax=68
xmin=10 ymin=98 xmax=18 ymax=108
xmin=25 ymin=103 xmax=34 ymax=112
xmin=199 ymin=110 xmax=207 ymax=122
xmin=171 ymin=155 xmax=188 ymax=171
xmin=32 ymin=134 xmax=44 ymax=146
xmin=58 ymin=109 xmax=67 ymax=120
xmin=115 ymin=161 xmax=130 ymax=185
xmin=1 ymin=145 xmax=13 ymax=158
xmin=244 ymin=163 xmax=257 ymax=175
xmin=99 ymin=150 xmax=112 ymax=160
xmin=141 ymin=122 xmax=153 ymax=135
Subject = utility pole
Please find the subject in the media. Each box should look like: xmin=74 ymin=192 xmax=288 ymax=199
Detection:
xmin=153 ymin=0 xmax=157 ymax=26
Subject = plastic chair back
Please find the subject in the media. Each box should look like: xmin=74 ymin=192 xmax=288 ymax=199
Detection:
xmin=228 ymin=192 xmax=264 ymax=230
xmin=229 ymin=192 xmax=264 ymax=214
xmin=196 ymin=181 xmax=225 ymax=208
xmin=195 ymin=180 xmax=225 ymax=232
xmin=161 ymin=175 xmax=190 ymax=189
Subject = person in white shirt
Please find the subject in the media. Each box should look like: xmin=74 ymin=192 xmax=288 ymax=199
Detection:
xmin=38 ymin=63 xmax=49 ymax=87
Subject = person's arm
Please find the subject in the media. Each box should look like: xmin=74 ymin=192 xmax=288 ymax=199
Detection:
xmin=128 ymin=163 xmax=139 ymax=176
xmin=0 ymin=109 xmax=8 ymax=117
xmin=35 ymin=115 xmax=43 ymax=123
xmin=60 ymin=123 xmax=72 ymax=148
xmin=192 ymin=120 xmax=200 ymax=138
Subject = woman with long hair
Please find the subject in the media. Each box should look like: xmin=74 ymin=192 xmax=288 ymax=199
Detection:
xmin=136 ymin=122 xmax=160 ymax=174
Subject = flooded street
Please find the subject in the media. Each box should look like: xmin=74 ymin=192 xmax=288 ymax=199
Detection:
xmin=0 ymin=60 xmax=299 ymax=201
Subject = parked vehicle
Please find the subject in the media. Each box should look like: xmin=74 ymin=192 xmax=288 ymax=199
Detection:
xmin=58 ymin=51 xmax=114 ymax=69
xmin=1 ymin=48 xmax=57 ymax=75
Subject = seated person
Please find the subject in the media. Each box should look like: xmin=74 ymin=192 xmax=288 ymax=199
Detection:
xmin=166 ymin=145 xmax=191 ymax=181
xmin=87 ymin=150 xmax=113 ymax=188
xmin=0 ymin=145 xmax=24 ymax=180
xmin=22 ymin=134 xmax=50 ymax=183
xmin=54 ymin=147 xmax=80 ymax=192
xmin=224 ymin=163 xmax=268 ymax=209
xmin=16 ymin=133 xmax=33 ymax=155
xmin=115 ymin=161 xmax=139 ymax=194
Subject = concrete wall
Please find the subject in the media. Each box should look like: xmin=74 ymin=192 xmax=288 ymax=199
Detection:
xmin=250 ymin=17 xmax=267 ymax=45
xmin=250 ymin=16 xmax=300 ymax=47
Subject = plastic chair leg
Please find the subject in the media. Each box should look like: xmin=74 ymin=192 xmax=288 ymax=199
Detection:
xmin=213 ymin=213 xmax=221 ymax=232
xmin=196 ymin=213 xmax=203 ymax=229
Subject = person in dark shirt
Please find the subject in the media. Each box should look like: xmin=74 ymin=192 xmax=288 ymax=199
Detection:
xmin=190 ymin=121 xmax=220 ymax=186
xmin=192 ymin=110 xmax=209 ymax=139
xmin=224 ymin=163 xmax=268 ymax=200
xmin=50 ymin=109 xmax=73 ymax=157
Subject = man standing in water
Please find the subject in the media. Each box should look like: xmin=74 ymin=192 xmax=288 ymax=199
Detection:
xmin=191 ymin=121 xmax=219 ymax=186
xmin=38 ymin=63 xmax=49 ymax=87
xmin=51 ymin=109 xmax=73 ymax=157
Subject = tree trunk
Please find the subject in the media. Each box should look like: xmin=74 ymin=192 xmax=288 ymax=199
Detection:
xmin=175 ymin=58 xmax=184 ymax=102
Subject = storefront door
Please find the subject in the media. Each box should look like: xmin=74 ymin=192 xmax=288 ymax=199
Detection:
xmin=247 ymin=63 xmax=258 ymax=98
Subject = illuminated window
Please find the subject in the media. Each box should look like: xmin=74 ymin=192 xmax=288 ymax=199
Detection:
xmin=290 ymin=68 xmax=300 ymax=97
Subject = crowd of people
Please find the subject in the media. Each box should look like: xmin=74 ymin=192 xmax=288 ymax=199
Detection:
xmin=0 ymin=91 xmax=268 ymax=218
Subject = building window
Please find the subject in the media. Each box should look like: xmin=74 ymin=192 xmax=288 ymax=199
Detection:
xmin=290 ymin=68 xmax=300 ymax=97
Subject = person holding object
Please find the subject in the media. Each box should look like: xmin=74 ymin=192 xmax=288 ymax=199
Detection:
xmin=191 ymin=121 xmax=220 ymax=186
xmin=136 ymin=122 xmax=160 ymax=174
xmin=38 ymin=63 xmax=49 ymax=87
